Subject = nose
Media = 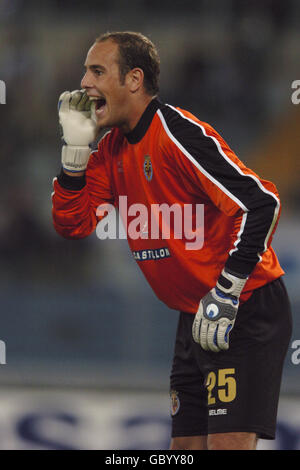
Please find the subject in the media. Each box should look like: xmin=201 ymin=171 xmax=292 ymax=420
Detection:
xmin=81 ymin=70 xmax=92 ymax=90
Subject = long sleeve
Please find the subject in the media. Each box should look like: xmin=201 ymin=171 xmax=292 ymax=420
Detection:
xmin=52 ymin=143 xmax=115 ymax=239
xmin=158 ymin=104 xmax=281 ymax=276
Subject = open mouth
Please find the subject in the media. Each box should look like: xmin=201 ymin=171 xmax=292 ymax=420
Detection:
xmin=89 ymin=96 xmax=106 ymax=110
xmin=95 ymin=98 xmax=106 ymax=111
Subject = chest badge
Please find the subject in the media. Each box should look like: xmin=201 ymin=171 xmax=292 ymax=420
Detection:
xmin=143 ymin=154 xmax=153 ymax=181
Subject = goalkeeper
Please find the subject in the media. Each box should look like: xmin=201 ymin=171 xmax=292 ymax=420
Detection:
xmin=52 ymin=32 xmax=292 ymax=450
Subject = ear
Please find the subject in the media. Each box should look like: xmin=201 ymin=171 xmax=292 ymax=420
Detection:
xmin=126 ymin=68 xmax=144 ymax=93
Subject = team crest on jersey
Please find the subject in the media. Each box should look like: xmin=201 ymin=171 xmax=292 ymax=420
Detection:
xmin=143 ymin=155 xmax=153 ymax=181
xmin=170 ymin=390 xmax=180 ymax=416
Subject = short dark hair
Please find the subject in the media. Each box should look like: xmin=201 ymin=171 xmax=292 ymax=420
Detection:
xmin=95 ymin=31 xmax=160 ymax=96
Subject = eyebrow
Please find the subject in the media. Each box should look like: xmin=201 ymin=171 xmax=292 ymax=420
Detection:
xmin=84 ymin=64 xmax=106 ymax=71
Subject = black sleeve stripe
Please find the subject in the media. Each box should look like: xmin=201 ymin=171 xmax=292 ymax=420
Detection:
xmin=158 ymin=104 xmax=280 ymax=275
xmin=157 ymin=108 xmax=249 ymax=212
xmin=161 ymin=104 xmax=280 ymax=213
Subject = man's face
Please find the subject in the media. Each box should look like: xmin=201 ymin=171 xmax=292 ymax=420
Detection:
xmin=81 ymin=40 xmax=130 ymax=130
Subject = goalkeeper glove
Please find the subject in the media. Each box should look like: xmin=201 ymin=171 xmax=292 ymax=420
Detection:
xmin=192 ymin=268 xmax=248 ymax=352
xmin=58 ymin=89 xmax=97 ymax=172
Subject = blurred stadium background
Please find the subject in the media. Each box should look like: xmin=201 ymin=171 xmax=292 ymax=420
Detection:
xmin=0 ymin=0 xmax=300 ymax=450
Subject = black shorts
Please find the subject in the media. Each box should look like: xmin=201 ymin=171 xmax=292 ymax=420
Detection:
xmin=170 ymin=277 xmax=293 ymax=440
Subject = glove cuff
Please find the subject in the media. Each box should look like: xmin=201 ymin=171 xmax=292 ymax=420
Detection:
xmin=216 ymin=268 xmax=248 ymax=298
xmin=61 ymin=145 xmax=91 ymax=172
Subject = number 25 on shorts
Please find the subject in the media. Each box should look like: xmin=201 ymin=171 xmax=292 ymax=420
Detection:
xmin=206 ymin=368 xmax=237 ymax=405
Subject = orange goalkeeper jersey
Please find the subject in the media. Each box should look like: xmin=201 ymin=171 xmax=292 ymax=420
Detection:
xmin=52 ymin=98 xmax=284 ymax=313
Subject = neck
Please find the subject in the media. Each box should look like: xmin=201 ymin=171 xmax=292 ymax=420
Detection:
xmin=119 ymin=94 xmax=156 ymax=134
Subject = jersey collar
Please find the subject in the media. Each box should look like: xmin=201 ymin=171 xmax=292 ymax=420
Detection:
xmin=124 ymin=97 xmax=162 ymax=144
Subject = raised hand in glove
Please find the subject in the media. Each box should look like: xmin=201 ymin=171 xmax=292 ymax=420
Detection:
xmin=58 ymin=90 xmax=98 ymax=173
xmin=192 ymin=268 xmax=248 ymax=352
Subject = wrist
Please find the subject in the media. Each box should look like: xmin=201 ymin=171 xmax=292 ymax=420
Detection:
xmin=57 ymin=168 xmax=86 ymax=190
xmin=216 ymin=268 xmax=248 ymax=298
xmin=63 ymin=169 xmax=85 ymax=177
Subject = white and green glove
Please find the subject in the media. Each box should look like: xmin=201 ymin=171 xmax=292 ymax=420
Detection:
xmin=192 ymin=268 xmax=248 ymax=352
xmin=58 ymin=90 xmax=97 ymax=172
